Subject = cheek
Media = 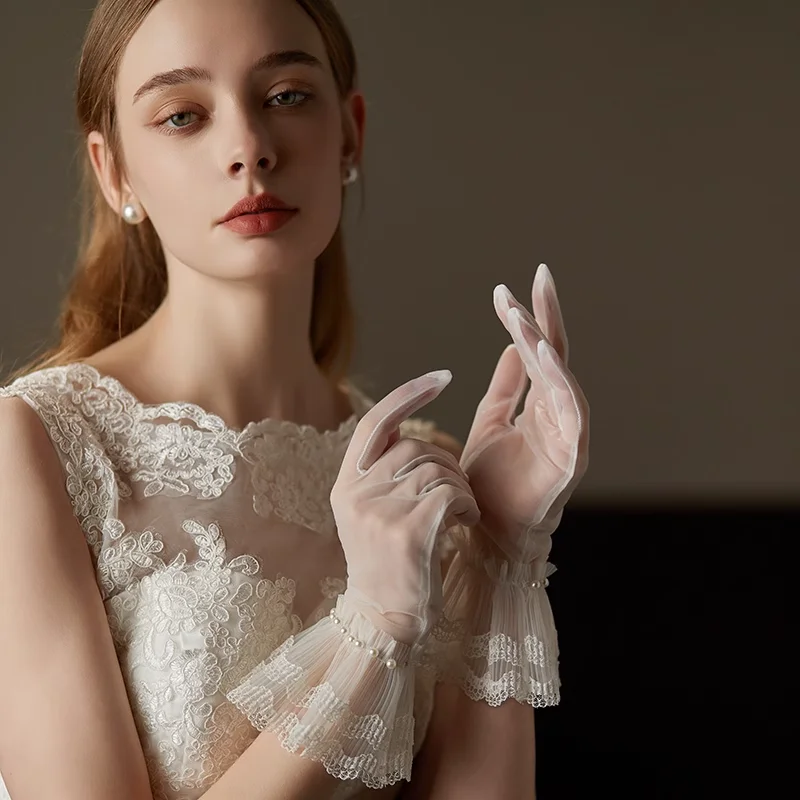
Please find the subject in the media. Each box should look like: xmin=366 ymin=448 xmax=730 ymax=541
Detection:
xmin=288 ymin=114 xmax=346 ymax=238
xmin=129 ymin=144 xmax=196 ymax=218
xmin=124 ymin=137 xmax=212 ymax=255
xmin=291 ymin=114 xmax=342 ymax=187
xmin=308 ymin=113 xmax=346 ymax=186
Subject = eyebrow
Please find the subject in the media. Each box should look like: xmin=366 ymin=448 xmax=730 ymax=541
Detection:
xmin=132 ymin=49 xmax=323 ymax=104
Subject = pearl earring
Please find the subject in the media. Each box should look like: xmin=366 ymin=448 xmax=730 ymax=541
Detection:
xmin=122 ymin=203 xmax=141 ymax=224
xmin=343 ymin=164 xmax=359 ymax=186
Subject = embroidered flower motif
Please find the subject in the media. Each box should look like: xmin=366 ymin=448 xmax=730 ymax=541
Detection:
xmin=134 ymin=422 xmax=236 ymax=499
xmin=104 ymin=517 xmax=126 ymax=540
xmin=98 ymin=526 xmax=166 ymax=596
xmin=243 ymin=432 xmax=348 ymax=535
xmin=172 ymin=651 xmax=224 ymax=703
xmin=142 ymin=568 xmax=207 ymax=636
xmin=203 ymin=621 xmax=239 ymax=669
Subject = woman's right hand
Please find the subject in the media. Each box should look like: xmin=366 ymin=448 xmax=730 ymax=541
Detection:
xmin=330 ymin=370 xmax=480 ymax=646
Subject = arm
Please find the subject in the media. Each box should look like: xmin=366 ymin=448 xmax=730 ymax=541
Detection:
xmin=0 ymin=396 xmax=155 ymax=800
xmin=401 ymin=430 xmax=537 ymax=800
xmin=403 ymin=682 xmax=536 ymax=800
xmin=0 ymin=397 xmax=396 ymax=800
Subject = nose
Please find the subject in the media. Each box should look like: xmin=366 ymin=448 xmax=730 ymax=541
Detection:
xmin=230 ymin=154 xmax=269 ymax=177
xmin=223 ymin=111 xmax=277 ymax=179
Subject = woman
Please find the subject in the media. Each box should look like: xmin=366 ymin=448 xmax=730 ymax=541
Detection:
xmin=0 ymin=1 xmax=589 ymax=798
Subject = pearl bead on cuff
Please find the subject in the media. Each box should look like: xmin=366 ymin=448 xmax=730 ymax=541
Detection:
xmin=329 ymin=607 xmax=399 ymax=670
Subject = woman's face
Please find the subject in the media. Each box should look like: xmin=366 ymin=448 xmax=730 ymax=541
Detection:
xmin=92 ymin=0 xmax=363 ymax=282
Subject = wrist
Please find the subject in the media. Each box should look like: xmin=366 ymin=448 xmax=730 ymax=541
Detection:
xmin=460 ymin=550 xmax=555 ymax=589
xmin=430 ymin=550 xmax=561 ymax=708
xmin=453 ymin=520 xmax=556 ymax=577
xmin=334 ymin=590 xmax=426 ymax=669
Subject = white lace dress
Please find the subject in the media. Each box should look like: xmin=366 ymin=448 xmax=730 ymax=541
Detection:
xmin=0 ymin=363 xmax=442 ymax=800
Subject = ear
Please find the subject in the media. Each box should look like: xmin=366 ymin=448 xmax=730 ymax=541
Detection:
xmin=86 ymin=131 xmax=138 ymax=219
xmin=340 ymin=88 xmax=366 ymax=167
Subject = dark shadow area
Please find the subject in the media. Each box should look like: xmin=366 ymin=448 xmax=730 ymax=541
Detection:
xmin=535 ymin=505 xmax=791 ymax=798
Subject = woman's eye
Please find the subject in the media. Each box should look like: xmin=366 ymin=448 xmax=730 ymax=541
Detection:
xmin=266 ymin=90 xmax=311 ymax=108
xmin=162 ymin=110 xmax=196 ymax=130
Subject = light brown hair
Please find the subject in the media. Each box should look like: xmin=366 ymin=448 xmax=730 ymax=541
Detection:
xmin=7 ymin=0 xmax=361 ymax=385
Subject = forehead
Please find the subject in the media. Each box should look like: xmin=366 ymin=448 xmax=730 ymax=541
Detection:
xmin=117 ymin=0 xmax=329 ymax=99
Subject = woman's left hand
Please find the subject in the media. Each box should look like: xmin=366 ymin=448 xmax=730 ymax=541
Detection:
xmin=458 ymin=264 xmax=590 ymax=565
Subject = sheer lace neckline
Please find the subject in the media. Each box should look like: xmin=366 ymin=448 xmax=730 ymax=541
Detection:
xmin=66 ymin=362 xmax=362 ymax=442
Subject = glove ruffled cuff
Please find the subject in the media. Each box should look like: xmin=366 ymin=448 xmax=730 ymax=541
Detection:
xmin=224 ymin=593 xmax=422 ymax=789
xmin=428 ymin=551 xmax=560 ymax=708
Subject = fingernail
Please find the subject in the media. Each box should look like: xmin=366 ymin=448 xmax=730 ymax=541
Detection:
xmin=427 ymin=369 xmax=452 ymax=383
xmin=494 ymin=284 xmax=511 ymax=308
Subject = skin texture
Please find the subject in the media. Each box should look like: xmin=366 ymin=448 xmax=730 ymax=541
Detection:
xmin=86 ymin=0 xmax=365 ymax=433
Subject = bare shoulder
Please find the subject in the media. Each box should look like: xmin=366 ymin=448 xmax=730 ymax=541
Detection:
xmin=0 ymin=392 xmax=85 ymax=570
xmin=0 ymin=393 xmax=61 ymax=470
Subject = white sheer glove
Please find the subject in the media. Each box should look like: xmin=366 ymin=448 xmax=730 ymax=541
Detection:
xmin=432 ymin=264 xmax=590 ymax=708
xmin=331 ymin=369 xmax=480 ymax=650
xmin=226 ymin=370 xmax=480 ymax=788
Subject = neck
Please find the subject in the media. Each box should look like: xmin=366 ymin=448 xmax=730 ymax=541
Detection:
xmin=108 ymin=264 xmax=348 ymax=432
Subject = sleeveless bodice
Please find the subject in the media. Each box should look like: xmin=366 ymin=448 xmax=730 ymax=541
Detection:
xmin=0 ymin=363 xmax=441 ymax=800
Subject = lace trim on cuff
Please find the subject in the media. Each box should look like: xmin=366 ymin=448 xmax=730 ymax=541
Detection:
xmin=428 ymin=553 xmax=560 ymax=708
xmin=224 ymin=593 xmax=418 ymax=789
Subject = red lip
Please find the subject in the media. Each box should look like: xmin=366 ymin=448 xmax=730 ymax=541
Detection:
xmin=219 ymin=192 xmax=296 ymax=223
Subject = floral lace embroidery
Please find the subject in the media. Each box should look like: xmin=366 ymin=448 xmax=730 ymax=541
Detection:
xmin=105 ymin=517 xmax=309 ymax=794
xmin=98 ymin=522 xmax=168 ymax=597
xmin=134 ymin=421 xmax=237 ymax=499
xmin=240 ymin=428 xmax=351 ymax=535
xmin=4 ymin=363 xmax=362 ymax=506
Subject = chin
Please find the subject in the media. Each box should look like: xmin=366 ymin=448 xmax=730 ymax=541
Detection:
xmin=208 ymin=244 xmax=318 ymax=282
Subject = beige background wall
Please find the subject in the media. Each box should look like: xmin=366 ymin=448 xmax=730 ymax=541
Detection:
xmin=0 ymin=1 xmax=797 ymax=504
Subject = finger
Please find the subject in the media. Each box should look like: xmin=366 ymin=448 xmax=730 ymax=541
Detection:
xmin=418 ymin=484 xmax=481 ymax=530
xmin=392 ymin=449 xmax=468 ymax=484
xmin=532 ymin=263 xmax=570 ymax=366
xmin=496 ymin=284 xmax=590 ymax=456
xmin=501 ymin=275 xmax=585 ymax=442
xmin=400 ymin=461 xmax=474 ymax=500
xmin=417 ymin=474 xmax=474 ymax=499
xmin=493 ymin=284 xmax=546 ymax=347
xmin=523 ymin=334 xmax=589 ymax=447
xmin=493 ymin=286 xmax=545 ymax=387
xmin=508 ymin=306 xmax=572 ymax=402
xmin=505 ymin=307 xmax=557 ymax=419
xmin=378 ymin=438 xmax=466 ymax=483
xmin=542 ymin=341 xmax=590 ymax=440
xmin=342 ymin=370 xmax=453 ymax=476
xmin=465 ymin=343 xmax=527 ymax=441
